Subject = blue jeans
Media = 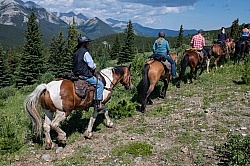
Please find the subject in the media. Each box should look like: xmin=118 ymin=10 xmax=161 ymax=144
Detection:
xmin=82 ymin=76 xmax=104 ymax=100
xmin=165 ymin=55 xmax=176 ymax=78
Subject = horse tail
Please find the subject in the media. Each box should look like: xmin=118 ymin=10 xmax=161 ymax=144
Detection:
xmin=179 ymin=54 xmax=189 ymax=79
xmin=24 ymin=83 xmax=47 ymax=139
xmin=142 ymin=63 xmax=150 ymax=98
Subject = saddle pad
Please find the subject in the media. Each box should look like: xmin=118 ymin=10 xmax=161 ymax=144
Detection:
xmin=186 ymin=48 xmax=198 ymax=51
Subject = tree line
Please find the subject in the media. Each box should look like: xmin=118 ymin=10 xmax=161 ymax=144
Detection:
xmin=0 ymin=11 xmax=246 ymax=89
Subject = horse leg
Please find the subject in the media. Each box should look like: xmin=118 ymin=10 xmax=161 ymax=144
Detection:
xmin=84 ymin=109 xmax=98 ymax=139
xmin=214 ymin=57 xmax=219 ymax=70
xmin=140 ymin=84 xmax=155 ymax=113
xmin=50 ymin=110 xmax=67 ymax=147
xmin=43 ymin=109 xmax=55 ymax=150
xmin=206 ymin=58 xmax=210 ymax=73
xmin=160 ymin=79 xmax=169 ymax=98
xmin=103 ymin=105 xmax=114 ymax=128
xmin=189 ymin=67 xmax=195 ymax=83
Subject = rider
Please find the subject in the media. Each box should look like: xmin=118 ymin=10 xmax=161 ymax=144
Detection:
xmin=217 ymin=27 xmax=228 ymax=53
xmin=152 ymin=31 xmax=177 ymax=81
xmin=241 ymin=24 xmax=250 ymax=41
xmin=190 ymin=29 xmax=208 ymax=60
xmin=72 ymin=36 xmax=104 ymax=111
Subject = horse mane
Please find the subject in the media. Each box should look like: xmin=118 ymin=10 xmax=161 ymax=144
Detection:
xmin=112 ymin=66 xmax=126 ymax=76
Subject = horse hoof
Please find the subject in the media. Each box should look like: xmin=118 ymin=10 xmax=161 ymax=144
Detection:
xmin=45 ymin=141 xmax=55 ymax=150
xmin=106 ymin=121 xmax=114 ymax=128
xmin=84 ymin=132 xmax=93 ymax=139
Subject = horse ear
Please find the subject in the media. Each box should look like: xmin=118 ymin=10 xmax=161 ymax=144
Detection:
xmin=128 ymin=64 xmax=131 ymax=70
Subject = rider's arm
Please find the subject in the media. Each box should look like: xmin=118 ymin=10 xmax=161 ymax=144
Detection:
xmin=83 ymin=52 xmax=96 ymax=70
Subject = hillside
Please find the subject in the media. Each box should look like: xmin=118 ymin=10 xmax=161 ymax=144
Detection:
xmin=6 ymin=61 xmax=250 ymax=166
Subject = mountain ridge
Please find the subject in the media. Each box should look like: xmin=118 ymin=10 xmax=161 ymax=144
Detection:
xmin=0 ymin=0 xmax=197 ymax=49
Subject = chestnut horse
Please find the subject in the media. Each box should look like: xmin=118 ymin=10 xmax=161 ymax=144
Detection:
xmin=140 ymin=53 xmax=178 ymax=112
xmin=176 ymin=49 xmax=207 ymax=88
xmin=24 ymin=65 xmax=132 ymax=149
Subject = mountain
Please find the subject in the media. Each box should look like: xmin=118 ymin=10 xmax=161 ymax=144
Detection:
xmin=105 ymin=18 xmax=196 ymax=37
xmin=77 ymin=17 xmax=116 ymax=39
xmin=0 ymin=0 xmax=197 ymax=49
xmin=53 ymin=11 xmax=88 ymax=25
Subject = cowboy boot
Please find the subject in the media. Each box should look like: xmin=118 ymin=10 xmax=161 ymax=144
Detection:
xmin=94 ymin=100 xmax=103 ymax=111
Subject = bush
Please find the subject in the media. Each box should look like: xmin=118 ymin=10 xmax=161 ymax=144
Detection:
xmin=0 ymin=85 xmax=17 ymax=100
xmin=217 ymin=134 xmax=250 ymax=165
xmin=0 ymin=115 xmax=23 ymax=155
xmin=242 ymin=55 xmax=250 ymax=85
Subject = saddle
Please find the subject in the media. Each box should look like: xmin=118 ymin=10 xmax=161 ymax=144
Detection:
xmin=147 ymin=54 xmax=171 ymax=70
xmin=59 ymin=72 xmax=106 ymax=99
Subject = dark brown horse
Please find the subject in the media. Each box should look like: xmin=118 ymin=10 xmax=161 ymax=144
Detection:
xmin=24 ymin=66 xmax=132 ymax=149
xmin=234 ymin=37 xmax=249 ymax=64
xmin=176 ymin=49 xmax=207 ymax=88
xmin=140 ymin=53 xmax=178 ymax=112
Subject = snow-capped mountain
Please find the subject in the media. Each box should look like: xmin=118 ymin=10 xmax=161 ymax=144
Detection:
xmin=0 ymin=0 xmax=66 ymax=26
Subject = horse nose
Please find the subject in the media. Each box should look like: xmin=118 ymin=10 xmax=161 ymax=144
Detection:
xmin=127 ymin=83 xmax=133 ymax=90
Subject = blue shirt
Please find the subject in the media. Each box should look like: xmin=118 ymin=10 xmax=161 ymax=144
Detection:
xmin=83 ymin=52 xmax=96 ymax=70
xmin=152 ymin=38 xmax=170 ymax=56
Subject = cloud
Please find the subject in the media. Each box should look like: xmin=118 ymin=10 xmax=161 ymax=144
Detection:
xmin=22 ymin=0 xmax=199 ymax=29
xmin=116 ymin=0 xmax=199 ymax=7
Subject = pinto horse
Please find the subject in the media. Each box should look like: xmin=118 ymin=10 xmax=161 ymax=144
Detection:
xmin=140 ymin=53 xmax=178 ymax=112
xmin=24 ymin=65 xmax=132 ymax=149
xmin=176 ymin=49 xmax=207 ymax=88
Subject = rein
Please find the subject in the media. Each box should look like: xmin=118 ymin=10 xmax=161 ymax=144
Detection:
xmin=100 ymin=71 xmax=123 ymax=91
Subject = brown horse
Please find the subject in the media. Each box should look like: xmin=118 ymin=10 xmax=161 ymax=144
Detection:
xmin=176 ymin=49 xmax=207 ymax=88
xmin=24 ymin=65 xmax=132 ymax=149
xmin=210 ymin=41 xmax=234 ymax=70
xmin=140 ymin=53 xmax=178 ymax=112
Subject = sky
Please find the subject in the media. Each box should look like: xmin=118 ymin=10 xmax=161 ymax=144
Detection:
xmin=22 ymin=0 xmax=250 ymax=31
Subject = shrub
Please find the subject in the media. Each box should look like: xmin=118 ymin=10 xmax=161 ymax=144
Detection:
xmin=0 ymin=85 xmax=17 ymax=100
xmin=217 ymin=134 xmax=250 ymax=165
xmin=242 ymin=55 xmax=250 ymax=85
xmin=0 ymin=115 xmax=23 ymax=155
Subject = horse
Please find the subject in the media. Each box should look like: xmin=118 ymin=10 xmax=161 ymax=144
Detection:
xmin=24 ymin=65 xmax=132 ymax=150
xmin=140 ymin=53 xmax=178 ymax=113
xmin=210 ymin=43 xmax=228 ymax=70
xmin=234 ymin=37 xmax=249 ymax=64
xmin=175 ymin=49 xmax=207 ymax=88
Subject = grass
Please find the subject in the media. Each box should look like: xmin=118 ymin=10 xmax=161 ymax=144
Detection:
xmin=1 ymin=55 xmax=250 ymax=165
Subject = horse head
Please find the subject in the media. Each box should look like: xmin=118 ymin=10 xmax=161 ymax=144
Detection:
xmin=169 ymin=53 xmax=178 ymax=64
xmin=118 ymin=65 xmax=133 ymax=90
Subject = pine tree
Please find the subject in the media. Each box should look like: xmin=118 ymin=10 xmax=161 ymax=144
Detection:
xmin=110 ymin=33 xmax=121 ymax=60
xmin=118 ymin=20 xmax=135 ymax=64
xmin=6 ymin=48 xmax=20 ymax=85
xmin=48 ymin=30 xmax=66 ymax=77
xmin=230 ymin=18 xmax=240 ymax=39
xmin=15 ymin=12 xmax=44 ymax=88
xmin=0 ymin=44 xmax=10 ymax=88
xmin=175 ymin=25 xmax=184 ymax=48
xmin=62 ymin=19 xmax=79 ymax=74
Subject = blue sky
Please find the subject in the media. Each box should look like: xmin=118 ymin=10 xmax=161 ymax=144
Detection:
xmin=22 ymin=0 xmax=249 ymax=31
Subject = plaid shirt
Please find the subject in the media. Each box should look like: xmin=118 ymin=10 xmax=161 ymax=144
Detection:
xmin=191 ymin=34 xmax=205 ymax=50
